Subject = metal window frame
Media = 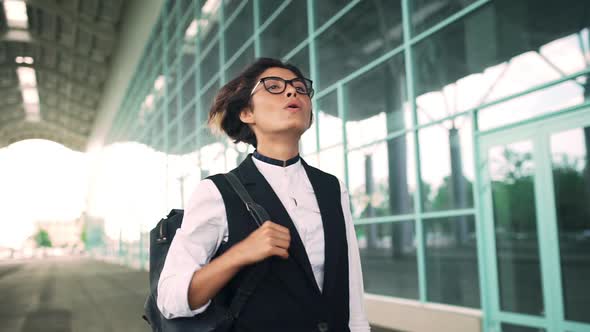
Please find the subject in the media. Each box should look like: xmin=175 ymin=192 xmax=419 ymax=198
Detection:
xmin=102 ymin=2 xmax=590 ymax=331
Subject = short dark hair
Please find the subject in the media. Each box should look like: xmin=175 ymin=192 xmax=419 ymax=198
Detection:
xmin=208 ymin=57 xmax=312 ymax=147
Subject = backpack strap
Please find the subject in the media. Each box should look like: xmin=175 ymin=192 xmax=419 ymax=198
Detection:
xmin=221 ymin=172 xmax=271 ymax=320
xmin=224 ymin=171 xmax=270 ymax=226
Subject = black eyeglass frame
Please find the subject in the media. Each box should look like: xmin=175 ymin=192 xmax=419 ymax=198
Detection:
xmin=250 ymin=76 xmax=315 ymax=98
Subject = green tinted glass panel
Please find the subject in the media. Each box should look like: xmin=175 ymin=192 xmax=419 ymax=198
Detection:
xmin=425 ymin=216 xmax=480 ymax=308
xmin=550 ymin=127 xmax=590 ymax=324
xmin=489 ymin=141 xmax=544 ymax=316
xmin=357 ymin=221 xmax=419 ymax=299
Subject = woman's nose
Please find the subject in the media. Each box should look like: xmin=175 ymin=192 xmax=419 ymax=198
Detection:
xmin=285 ymin=82 xmax=297 ymax=97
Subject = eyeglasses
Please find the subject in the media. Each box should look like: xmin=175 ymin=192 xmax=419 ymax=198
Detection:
xmin=250 ymin=76 xmax=314 ymax=98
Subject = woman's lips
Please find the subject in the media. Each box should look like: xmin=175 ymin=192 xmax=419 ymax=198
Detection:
xmin=285 ymin=100 xmax=302 ymax=113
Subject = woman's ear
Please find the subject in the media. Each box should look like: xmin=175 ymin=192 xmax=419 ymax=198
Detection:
xmin=239 ymin=107 xmax=254 ymax=124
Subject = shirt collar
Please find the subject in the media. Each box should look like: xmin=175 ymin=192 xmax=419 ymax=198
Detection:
xmin=252 ymin=150 xmax=300 ymax=167
xmin=250 ymin=154 xmax=315 ymax=192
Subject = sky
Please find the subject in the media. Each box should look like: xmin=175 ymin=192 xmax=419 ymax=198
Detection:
xmin=0 ymin=139 xmax=88 ymax=248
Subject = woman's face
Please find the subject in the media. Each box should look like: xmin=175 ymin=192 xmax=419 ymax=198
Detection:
xmin=241 ymin=67 xmax=312 ymax=141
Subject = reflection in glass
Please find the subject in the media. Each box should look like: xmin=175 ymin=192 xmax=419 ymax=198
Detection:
xmin=224 ymin=0 xmax=253 ymax=58
xmin=424 ymin=216 xmax=480 ymax=308
xmin=500 ymin=323 xmax=545 ymax=332
xmin=168 ymin=122 xmax=179 ymax=153
xmin=197 ymin=126 xmax=217 ymax=152
xmin=550 ymin=127 xmax=590 ymax=323
xmin=413 ymin=1 xmax=590 ymax=125
xmin=181 ymin=105 xmax=196 ymax=143
xmin=318 ymin=145 xmax=344 ymax=183
xmin=478 ymin=79 xmax=585 ymax=131
xmin=419 ymin=116 xmax=474 ymax=211
xmin=259 ymin=0 xmax=283 ymax=24
xmin=223 ymin=0 xmax=244 ymax=21
xmin=317 ymin=91 xmax=341 ymax=148
xmin=200 ymin=43 xmax=220 ymax=87
xmin=347 ymin=136 xmax=415 ymax=218
xmin=488 ymin=141 xmax=544 ymax=316
xmin=166 ymin=36 xmax=179 ymax=68
xmin=169 ymin=57 xmax=180 ymax=87
xmin=300 ymin=117 xmax=317 ymax=155
xmin=181 ymin=71 xmax=196 ymax=110
xmin=181 ymin=49 xmax=196 ymax=82
xmin=260 ymin=0 xmax=307 ymax=59
xmin=179 ymin=0 xmax=193 ymax=21
xmin=199 ymin=2 xmax=220 ymax=50
xmin=316 ymin=0 xmax=402 ymax=89
xmin=165 ymin=0 xmax=177 ymax=23
xmin=226 ymin=46 xmax=255 ymax=80
xmin=153 ymin=20 xmax=163 ymax=48
xmin=540 ymin=28 xmax=590 ymax=75
xmin=288 ymin=46 xmax=310 ymax=85
xmin=154 ymin=136 xmax=165 ymax=153
xmin=180 ymin=2 xmax=196 ymax=46
xmin=154 ymin=112 xmax=164 ymax=137
xmin=313 ymin=0 xmax=352 ymax=29
xmin=346 ymin=54 xmax=409 ymax=149
xmin=411 ymin=0 xmax=476 ymax=35
xmin=168 ymin=93 xmax=179 ymax=122
xmin=201 ymin=79 xmax=219 ymax=118
xmin=318 ymin=111 xmax=342 ymax=148
xmin=357 ymin=221 xmax=418 ymax=299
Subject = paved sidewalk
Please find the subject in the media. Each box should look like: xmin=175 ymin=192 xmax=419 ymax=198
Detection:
xmin=0 ymin=257 xmax=150 ymax=332
xmin=0 ymin=256 xmax=396 ymax=332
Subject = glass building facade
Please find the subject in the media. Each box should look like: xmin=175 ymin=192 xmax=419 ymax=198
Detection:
xmin=87 ymin=1 xmax=590 ymax=331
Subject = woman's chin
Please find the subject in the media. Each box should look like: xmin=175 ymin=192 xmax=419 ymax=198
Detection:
xmin=271 ymin=124 xmax=307 ymax=138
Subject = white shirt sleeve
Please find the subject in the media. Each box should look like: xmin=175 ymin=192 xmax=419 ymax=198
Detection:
xmin=339 ymin=180 xmax=371 ymax=332
xmin=157 ymin=179 xmax=228 ymax=319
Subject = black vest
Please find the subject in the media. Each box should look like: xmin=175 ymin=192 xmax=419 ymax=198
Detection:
xmin=208 ymin=154 xmax=350 ymax=332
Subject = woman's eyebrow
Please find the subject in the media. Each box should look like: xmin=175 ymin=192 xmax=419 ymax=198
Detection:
xmin=265 ymin=76 xmax=299 ymax=80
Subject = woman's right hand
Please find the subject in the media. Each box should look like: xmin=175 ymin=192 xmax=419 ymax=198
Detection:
xmin=187 ymin=221 xmax=291 ymax=310
xmin=229 ymin=221 xmax=291 ymax=266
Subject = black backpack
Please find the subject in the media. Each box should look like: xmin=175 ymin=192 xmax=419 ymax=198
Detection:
xmin=143 ymin=172 xmax=271 ymax=332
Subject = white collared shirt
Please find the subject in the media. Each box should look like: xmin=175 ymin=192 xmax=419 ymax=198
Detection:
xmin=157 ymin=158 xmax=370 ymax=331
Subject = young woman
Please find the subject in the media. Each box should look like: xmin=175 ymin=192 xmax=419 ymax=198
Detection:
xmin=157 ymin=58 xmax=370 ymax=332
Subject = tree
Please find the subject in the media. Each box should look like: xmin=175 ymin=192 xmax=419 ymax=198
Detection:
xmin=430 ymin=175 xmax=474 ymax=212
xmin=490 ymin=149 xmax=536 ymax=234
xmin=552 ymin=155 xmax=590 ymax=232
xmin=35 ymin=229 xmax=52 ymax=248
xmin=488 ymin=149 xmax=590 ymax=234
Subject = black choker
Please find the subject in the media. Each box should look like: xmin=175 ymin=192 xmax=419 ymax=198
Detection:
xmin=253 ymin=150 xmax=300 ymax=167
